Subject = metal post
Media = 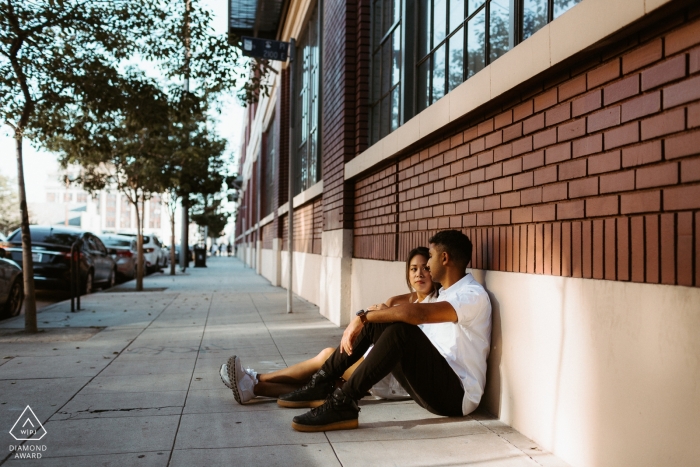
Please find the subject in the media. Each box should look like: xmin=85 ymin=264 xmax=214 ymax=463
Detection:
xmin=287 ymin=38 xmax=296 ymax=314
xmin=70 ymin=242 xmax=76 ymax=312
xmin=76 ymin=241 xmax=81 ymax=311
xmin=180 ymin=199 xmax=188 ymax=271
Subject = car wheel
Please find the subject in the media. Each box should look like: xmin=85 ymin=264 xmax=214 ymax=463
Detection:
xmin=82 ymin=271 xmax=94 ymax=295
xmin=5 ymin=279 xmax=23 ymax=317
xmin=107 ymin=269 xmax=116 ymax=289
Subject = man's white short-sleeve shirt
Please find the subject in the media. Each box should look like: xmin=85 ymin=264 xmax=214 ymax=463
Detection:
xmin=419 ymin=273 xmax=492 ymax=415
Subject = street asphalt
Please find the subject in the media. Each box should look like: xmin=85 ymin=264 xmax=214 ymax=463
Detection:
xmin=0 ymin=256 xmax=568 ymax=466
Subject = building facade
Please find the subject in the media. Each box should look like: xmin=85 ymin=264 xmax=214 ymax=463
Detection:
xmin=233 ymin=1 xmax=700 ymax=465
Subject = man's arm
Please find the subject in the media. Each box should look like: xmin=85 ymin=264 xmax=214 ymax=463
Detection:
xmin=340 ymin=302 xmax=457 ymax=354
xmin=366 ymin=301 xmax=457 ymax=325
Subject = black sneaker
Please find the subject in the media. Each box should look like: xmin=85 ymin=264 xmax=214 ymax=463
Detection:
xmin=277 ymin=369 xmax=335 ymax=408
xmin=291 ymin=388 xmax=360 ymax=432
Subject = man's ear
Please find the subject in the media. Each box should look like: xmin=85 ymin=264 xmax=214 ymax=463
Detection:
xmin=441 ymin=250 xmax=450 ymax=266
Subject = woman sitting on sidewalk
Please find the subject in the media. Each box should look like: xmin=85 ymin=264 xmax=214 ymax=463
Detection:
xmin=219 ymin=246 xmax=438 ymax=405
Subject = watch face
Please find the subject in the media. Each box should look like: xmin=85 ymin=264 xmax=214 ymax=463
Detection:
xmin=355 ymin=309 xmax=365 ymax=316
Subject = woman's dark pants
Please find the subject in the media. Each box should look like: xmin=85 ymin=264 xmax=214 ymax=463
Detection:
xmin=320 ymin=322 xmax=464 ymax=417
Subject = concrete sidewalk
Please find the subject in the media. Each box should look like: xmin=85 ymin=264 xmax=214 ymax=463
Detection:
xmin=0 ymin=257 xmax=567 ymax=466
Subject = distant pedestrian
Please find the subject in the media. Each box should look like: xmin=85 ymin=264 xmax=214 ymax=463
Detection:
xmin=227 ymin=244 xmax=232 ymax=257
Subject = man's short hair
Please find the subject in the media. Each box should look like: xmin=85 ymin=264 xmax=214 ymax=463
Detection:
xmin=429 ymin=230 xmax=472 ymax=271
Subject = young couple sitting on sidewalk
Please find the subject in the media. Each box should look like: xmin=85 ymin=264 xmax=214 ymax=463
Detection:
xmin=219 ymin=229 xmax=492 ymax=432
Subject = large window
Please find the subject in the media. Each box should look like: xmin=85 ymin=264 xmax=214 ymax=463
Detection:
xmin=417 ymin=0 xmax=512 ymax=113
xmin=370 ymin=0 xmax=582 ymax=135
xmin=294 ymin=4 xmax=321 ymax=194
xmin=262 ymin=115 xmax=276 ymax=217
xmin=370 ymin=0 xmax=401 ymax=144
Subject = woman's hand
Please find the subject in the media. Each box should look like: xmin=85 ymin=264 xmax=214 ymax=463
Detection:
xmin=340 ymin=316 xmax=364 ymax=355
xmin=366 ymin=303 xmax=389 ymax=312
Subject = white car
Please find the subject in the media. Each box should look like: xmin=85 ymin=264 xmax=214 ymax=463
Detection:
xmin=117 ymin=233 xmax=165 ymax=273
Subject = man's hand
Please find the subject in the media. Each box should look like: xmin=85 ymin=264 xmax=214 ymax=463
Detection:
xmin=340 ymin=316 xmax=364 ymax=355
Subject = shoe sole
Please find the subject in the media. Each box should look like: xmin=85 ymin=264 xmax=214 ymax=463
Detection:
xmin=277 ymin=399 xmax=326 ymax=409
xmin=227 ymin=355 xmax=243 ymax=404
xmin=219 ymin=363 xmax=232 ymax=390
xmin=291 ymin=419 xmax=358 ymax=432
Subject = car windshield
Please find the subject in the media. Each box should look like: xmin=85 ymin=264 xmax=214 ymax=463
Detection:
xmin=103 ymin=239 xmax=132 ymax=247
xmin=9 ymin=228 xmax=79 ymax=246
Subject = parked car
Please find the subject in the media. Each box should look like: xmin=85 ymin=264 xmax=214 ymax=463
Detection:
xmin=99 ymin=234 xmax=138 ymax=282
xmin=117 ymin=233 xmax=165 ymax=272
xmin=0 ymin=247 xmax=23 ymax=318
xmin=2 ymin=226 xmax=117 ymax=294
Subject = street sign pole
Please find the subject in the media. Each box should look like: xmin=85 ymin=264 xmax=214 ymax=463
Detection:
xmin=239 ymin=35 xmax=293 ymax=313
xmin=287 ymin=38 xmax=295 ymax=314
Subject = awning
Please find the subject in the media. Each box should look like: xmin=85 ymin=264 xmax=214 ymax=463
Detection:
xmin=228 ymin=0 xmax=286 ymax=41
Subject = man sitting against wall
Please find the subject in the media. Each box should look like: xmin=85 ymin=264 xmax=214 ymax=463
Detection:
xmin=284 ymin=229 xmax=493 ymax=432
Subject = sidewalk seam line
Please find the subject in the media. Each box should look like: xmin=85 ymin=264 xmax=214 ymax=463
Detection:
xmin=166 ymin=290 xmax=214 ymax=467
xmin=0 ymin=292 xmax=180 ymax=467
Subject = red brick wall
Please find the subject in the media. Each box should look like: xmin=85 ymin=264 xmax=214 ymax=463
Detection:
xmin=262 ymin=222 xmax=274 ymax=249
xmin=354 ymin=11 xmax=700 ymax=287
xmin=280 ymin=199 xmax=323 ymax=254
xmin=321 ymin=1 xmax=357 ymax=231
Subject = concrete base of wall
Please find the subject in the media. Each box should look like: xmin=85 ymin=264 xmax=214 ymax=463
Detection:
xmin=320 ymin=230 xmax=353 ymax=326
xmin=280 ymin=250 xmax=322 ymax=306
xmin=474 ymin=269 xmax=700 ymax=467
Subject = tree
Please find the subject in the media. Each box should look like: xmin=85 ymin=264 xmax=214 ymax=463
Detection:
xmin=154 ymin=92 xmax=228 ymax=274
xmin=191 ymin=197 xmax=230 ymax=239
xmin=142 ymin=0 xmax=270 ymax=271
xmin=0 ymin=0 xmax=158 ymax=331
xmin=0 ymin=173 xmax=21 ymax=235
xmin=47 ymin=72 xmax=170 ymax=291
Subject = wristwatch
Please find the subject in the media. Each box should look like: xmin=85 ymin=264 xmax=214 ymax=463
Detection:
xmin=355 ymin=309 xmax=369 ymax=325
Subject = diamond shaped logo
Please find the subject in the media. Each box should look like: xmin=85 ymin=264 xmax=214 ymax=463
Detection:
xmin=9 ymin=406 xmax=47 ymax=441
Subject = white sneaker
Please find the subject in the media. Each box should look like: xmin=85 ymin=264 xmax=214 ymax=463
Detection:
xmin=220 ymin=355 xmax=256 ymax=404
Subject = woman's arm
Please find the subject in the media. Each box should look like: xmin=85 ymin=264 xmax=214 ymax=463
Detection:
xmin=382 ymin=293 xmax=413 ymax=307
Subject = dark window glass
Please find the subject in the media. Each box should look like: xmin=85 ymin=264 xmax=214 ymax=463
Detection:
xmin=102 ymin=238 xmax=132 ymax=247
xmin=369 ymin=0 xmax=583 ymax=138
xmin=522 ymin=0 xmax=548 ymax=39
xmin=12 ymin=229 xmax=79 ymax=247
xmin=489 ymin=0 xmax=511 ymax=63
xmin=369 ymin=0 xmax=401 ymax=144
xmin=294 ymin=4 xmax=321 ymax=194
xmin=263 ymin=115 xmax=277 ymax=217
xmin=466 ymin=6 xmax=486 ymax=78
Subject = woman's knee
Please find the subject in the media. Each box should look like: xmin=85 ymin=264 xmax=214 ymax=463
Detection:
xmin=316 ymin=347 xmax=335 ymax=363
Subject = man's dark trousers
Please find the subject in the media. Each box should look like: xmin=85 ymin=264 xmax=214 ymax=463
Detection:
xmin=320 ymin=322 xmax=464 ymax=417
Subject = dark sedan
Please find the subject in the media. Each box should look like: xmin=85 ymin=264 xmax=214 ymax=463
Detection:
xmin=0 ymin=247 xmax=23 ymax=318
xmin=2 ymin=226 xmax=117 ymax=294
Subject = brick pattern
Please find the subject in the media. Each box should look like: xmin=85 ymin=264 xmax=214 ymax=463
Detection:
xmin=281 ymin=199 xmax=323 ymax=254
xmin=321 ymin=1 xmax=357 ymax=231
xmin=353 ymin=13 xmax=700 ymax=287
xmin=262 ymin=222 xmax=274 ymax=249
xmin=354 ymin=164 xmax=398 ymax=260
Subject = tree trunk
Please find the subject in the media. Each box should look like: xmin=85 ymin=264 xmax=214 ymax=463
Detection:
xmin=134 ymin=197 xmax=144 ymax=291
xmin=15 ymin=133 xmax=37 ymax=332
